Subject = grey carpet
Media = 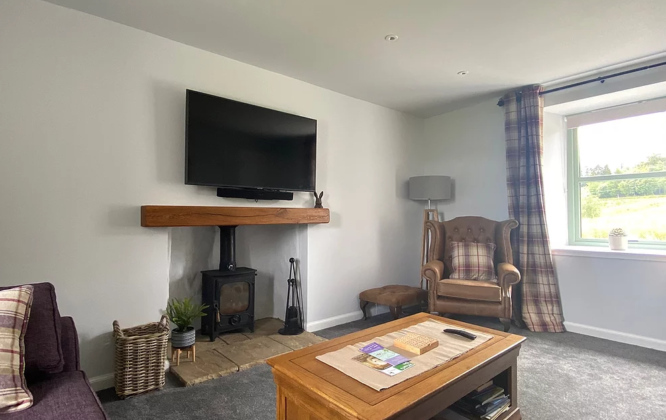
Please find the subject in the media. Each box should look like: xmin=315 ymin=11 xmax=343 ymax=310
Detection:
xmin=100 ymin=311 xmax=666 ymax=419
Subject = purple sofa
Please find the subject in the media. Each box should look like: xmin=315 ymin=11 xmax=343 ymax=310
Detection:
xmin=2 ymin=283 xmax=107 ymax=420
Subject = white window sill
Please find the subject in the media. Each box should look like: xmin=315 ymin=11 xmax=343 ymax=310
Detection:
xmin=551 ymin=246 xmax=666 ymax=262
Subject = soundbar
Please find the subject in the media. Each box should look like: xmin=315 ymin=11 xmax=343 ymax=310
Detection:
xmin=217 ymin=187 xmax=294 ymax=201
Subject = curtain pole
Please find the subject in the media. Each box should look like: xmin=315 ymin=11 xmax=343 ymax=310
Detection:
xmin=497 ymin=60 xmax=666 ymax=107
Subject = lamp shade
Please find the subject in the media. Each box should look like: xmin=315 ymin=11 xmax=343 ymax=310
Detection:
xmin=408 ymin=176 xmax=451 ymax=201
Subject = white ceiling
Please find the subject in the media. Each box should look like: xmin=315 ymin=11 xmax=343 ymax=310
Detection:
xmin=44 ymin=0 xmax=666 ymax=117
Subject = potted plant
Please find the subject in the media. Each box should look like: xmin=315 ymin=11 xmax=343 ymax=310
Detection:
xmin=608 ymin=228 xmax=628 ymax=251
xmin=166 ymin=297 xmax=208 ymax=348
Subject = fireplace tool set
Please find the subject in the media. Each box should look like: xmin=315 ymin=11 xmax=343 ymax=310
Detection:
xmin=278 ymin=258 xmax=304 ymax=336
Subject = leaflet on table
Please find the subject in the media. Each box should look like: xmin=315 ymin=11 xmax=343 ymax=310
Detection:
xmin=352 ymin=353 xmax=414 ymax=376
xmin=353 ymin=342 xmax=414 ymax=376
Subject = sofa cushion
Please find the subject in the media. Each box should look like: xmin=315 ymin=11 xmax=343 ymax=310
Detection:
xmin=437 ymin=279 xmax=502 ymax=302
xmin=0 ymin=283 xmax=64 ymax=379
xmin=2 ymin=371 xmax=107 ymax=420
xmin=449 ymin=242 xmax=497 ymax=281
xmin=0 ymin=286 xmax=34 ymax=413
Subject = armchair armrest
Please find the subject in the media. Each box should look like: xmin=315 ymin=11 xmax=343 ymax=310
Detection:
xmin=497 ymin=262 xmax=521 ymax=289
xmin=60 ymin=316 xmax=80 ymax=372
xmin=422 ymin=260 xmax=444 ymax=312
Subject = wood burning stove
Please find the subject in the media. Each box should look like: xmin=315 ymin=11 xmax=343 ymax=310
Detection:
xmin=201 ymin=226 xmax=257 ymax=341
xmin=201 ymin=268 xmax=256 ymax=341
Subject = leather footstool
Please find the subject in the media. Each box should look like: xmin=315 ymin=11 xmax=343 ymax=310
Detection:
xmin=359 ymin=285 xmax=428 ymax=320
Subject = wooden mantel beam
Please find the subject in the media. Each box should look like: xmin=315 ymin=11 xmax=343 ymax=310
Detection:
xmin=141 ymin=206 xmax=330 ymax=227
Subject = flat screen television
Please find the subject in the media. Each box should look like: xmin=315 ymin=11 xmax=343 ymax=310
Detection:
xmin=185 ymin=90 xmax=317 ymax=192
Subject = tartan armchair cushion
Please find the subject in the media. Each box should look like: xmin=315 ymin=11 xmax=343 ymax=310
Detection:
xmin=448 ymin=242 xmax=497 ymax=281
xmin=0 ymin=285 xmax=34 ymax=413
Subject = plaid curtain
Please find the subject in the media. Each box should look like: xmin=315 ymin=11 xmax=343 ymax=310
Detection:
xmin=503 ymin=85 xmax=565 ymax=332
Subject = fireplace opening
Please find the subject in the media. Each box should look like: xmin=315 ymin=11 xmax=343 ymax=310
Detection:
xmin=200 ymin=226 xmax=258 ymax=341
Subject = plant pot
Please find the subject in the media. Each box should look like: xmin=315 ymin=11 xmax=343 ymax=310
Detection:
xmin=171 ymin=327 xmax=195 ymax=348
xmin=609 ymin=235 xmax=628 ymax=251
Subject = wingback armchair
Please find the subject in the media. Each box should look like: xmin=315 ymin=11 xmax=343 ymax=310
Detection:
xmin=421 ymin=216 xmax=521 ymax=332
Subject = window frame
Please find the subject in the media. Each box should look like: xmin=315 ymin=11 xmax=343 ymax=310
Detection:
xmin=567 ymin=128 xmax=666 ymax=249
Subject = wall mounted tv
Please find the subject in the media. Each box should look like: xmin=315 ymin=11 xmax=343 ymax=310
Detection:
xmin=185 ymin=90 xmax=317 ymax=200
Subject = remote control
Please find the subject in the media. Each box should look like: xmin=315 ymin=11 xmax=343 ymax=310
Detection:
xmin=443 ymin=328 xmax=477 ymax=340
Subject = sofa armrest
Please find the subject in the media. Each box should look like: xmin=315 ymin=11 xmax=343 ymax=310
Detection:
xmin=498 ymin=262 xmax=521 ymax=290
xmin=60 ymin=316 xmax=80 ymax=372
xmin=422 ymin=260 xmax=444 ymax=312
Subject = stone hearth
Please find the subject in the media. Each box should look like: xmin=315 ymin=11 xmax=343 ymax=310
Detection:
xmin=170 ymin=318 xmax=325 ymax=386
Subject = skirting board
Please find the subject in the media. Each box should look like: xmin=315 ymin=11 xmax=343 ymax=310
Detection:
xmin=306 ymin=305 xmax=389 ymax=332
xmin=564 ymin=321 xmax=666 ymax=352
xmin=89 ymin=372 xmax=115 ymax=392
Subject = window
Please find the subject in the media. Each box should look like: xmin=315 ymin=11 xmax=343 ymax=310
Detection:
xmin=568 ymin=112 xmax=666 ymax=249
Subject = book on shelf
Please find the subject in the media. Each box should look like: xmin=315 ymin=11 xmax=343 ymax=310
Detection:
xmin=465 ymin=386 xmax=505 ymax=406
xmin=483 ymin=400 xmax=510 ymax=420
xmin=469 ymin=380 xmax=494 ymax=396
xmin=475 ymin=396 xmax=509 ymax=416
xmin=455 ymin=394 xmax=506 ymax=415
xmin=437 ymin=383 xmax=510 ymax=420
xmin=434 ymin=401 xmax=509 ymax=420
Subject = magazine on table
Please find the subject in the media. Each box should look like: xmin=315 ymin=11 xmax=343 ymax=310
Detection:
xmin=352 ymin=342 xmax=415 ymax=376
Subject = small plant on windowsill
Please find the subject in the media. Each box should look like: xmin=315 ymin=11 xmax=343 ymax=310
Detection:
xmin=166 ymin=298 xmax=208 ymax=348
xmin=608 ymin=228 xmax=628 ymax=251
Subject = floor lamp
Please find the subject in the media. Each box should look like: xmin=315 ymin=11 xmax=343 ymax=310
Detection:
xmin=408 ymin=176 xmax=452 ymax=288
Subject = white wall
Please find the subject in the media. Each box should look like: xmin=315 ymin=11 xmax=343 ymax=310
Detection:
xmin=423 ymin=97 xmax=666 ymax=351
xmin=168 ymin=227 xmax=216 ymax=330
xmin=0 ymin=0 xmax=423 ymax=387
xmin=554 ymin=252 xmax=666 ymax=349
xmin=422 ymin=99 xmax=509 ymax=221
xmin=305 ymin=102 xmax=425 ymax=328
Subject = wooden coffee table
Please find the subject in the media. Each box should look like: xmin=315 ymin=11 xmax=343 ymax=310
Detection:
xmin=267 ymin=313 xmax=525 ymax=420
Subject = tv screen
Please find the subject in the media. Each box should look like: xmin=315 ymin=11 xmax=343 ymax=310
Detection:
xmin=185 ymin=90 xmax=317 ymax=191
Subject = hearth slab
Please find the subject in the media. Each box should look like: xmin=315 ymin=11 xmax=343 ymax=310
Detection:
xmin=169 ymin=319 xmax=327 ymax=386
xmin=193 ymin=334 xmax=228 ymax=352
xmin=216 ymin=336 xmax=291 ymax=370
xmin=221 ymin=333 xmax=250 ymax=344
xmin=268 ymin=332 xmax=326 ymax=350
xmin=241 ymin=318 xmax=285 ymax=339
xmin=169 ymin=349 xmax=238 ymax=386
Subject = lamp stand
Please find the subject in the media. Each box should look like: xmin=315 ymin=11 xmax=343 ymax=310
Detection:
xmin=420 ymin=206 xmax=439 ymax=288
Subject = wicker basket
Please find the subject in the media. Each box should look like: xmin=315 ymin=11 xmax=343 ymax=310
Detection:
xmin=113 ymin=315 xmax=169 ymax=398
